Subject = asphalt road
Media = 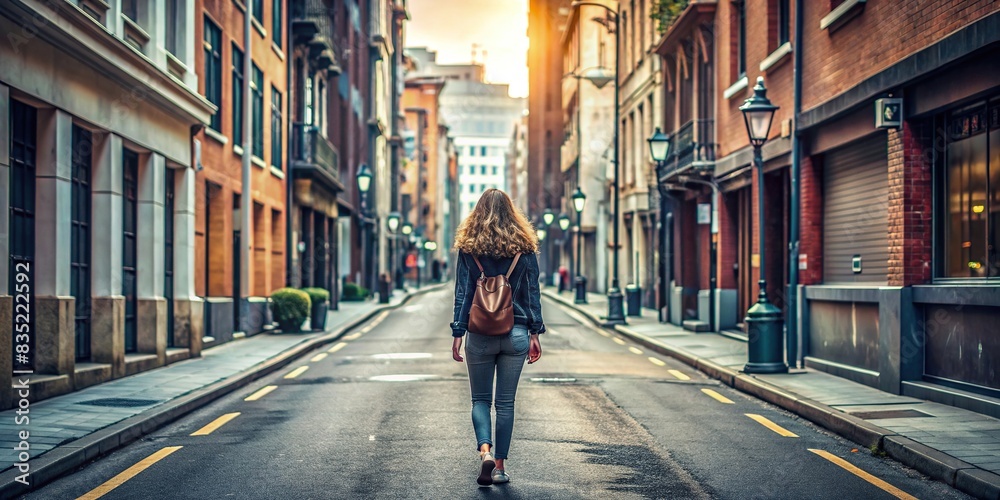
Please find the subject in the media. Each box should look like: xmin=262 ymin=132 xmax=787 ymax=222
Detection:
xmin=28 ymin=287 xmax=970 ymax=499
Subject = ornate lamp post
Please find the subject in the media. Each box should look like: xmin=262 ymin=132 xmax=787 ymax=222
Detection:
xmin=356 ymin=163 xmax=373 ymax=291
xmin=573 ymin=0 xmax=624 ymax=325
xmin=423 ymin=240 xmax=438 ymax=283
xmin=387 ymin=212 xmax=401 ymax=291
xmin=739 ymin=77 xmax=787 ymax=374
xmin=572 ymin=187 xmax=587 ymax=304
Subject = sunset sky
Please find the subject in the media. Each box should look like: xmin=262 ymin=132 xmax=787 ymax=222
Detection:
xmin=405 ymin=0 xmax=530 ymax=98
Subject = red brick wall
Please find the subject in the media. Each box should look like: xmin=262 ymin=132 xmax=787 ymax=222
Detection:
xmin=887 ymin=121 xmax=933 ymax=286
xmin=801 ymin=0 xmax=997 ymax=112
xmin=799 ymin=155 xmax=823 ymax=285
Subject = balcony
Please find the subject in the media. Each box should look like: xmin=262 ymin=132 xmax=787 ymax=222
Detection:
xmin=291 ymin=0 xmax=341 ymax=74
xmin=657 ymin=119 xmax=717 ymax=182
xmin=292 ymin=122 xmax=343 ymax=192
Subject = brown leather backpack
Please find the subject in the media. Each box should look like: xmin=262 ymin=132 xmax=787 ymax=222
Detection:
xmin=467 ymin=254 xmax=521 ymax=336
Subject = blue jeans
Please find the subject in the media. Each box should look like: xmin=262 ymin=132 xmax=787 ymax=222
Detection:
xmin=465 ymin=325 xmax=529 ymax=460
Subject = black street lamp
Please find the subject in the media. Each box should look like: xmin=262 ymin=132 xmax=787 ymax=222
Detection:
xmin=558 ymin=213 xmax=572 ymax=231
xmin=647 ymin=127 xmax=671 ymax=164
xmin=357 ymin=163 xmax=373 ymax=292
xmin=542 ymin=209 xmax=555 ymax=227
xmin=573 ymin=0 xmax=625 ymax=325
xmin=423 ymin=240 xmax=437 ymax=284
xmin=387 ymin=212 xmax=402 ymax=291
xmin=739 ymin=76 xmax=787 ymax=374
xmin=572 ymin=187 xmax=588 ymax=304
xmin=399 ymin=221 xmax=413 ymax=289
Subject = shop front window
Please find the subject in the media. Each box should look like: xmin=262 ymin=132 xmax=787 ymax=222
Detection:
xmin=941 ymin=98 xmax=1000 ymax=278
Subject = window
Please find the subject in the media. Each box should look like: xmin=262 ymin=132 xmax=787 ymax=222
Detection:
xmin=778 ymin=0 xmax=790 ymax=45
xmin=469 ymin=146 xmax=476 ymax=156
xmin=232 ymin=44 xmax=244 ymax=145
xmin=469 ymin=166 xmax=475 ymax=175
xmin=252 ymin=0 xmax=263 ymax=25
xmin=71 ymin=126 xmax=92 ymax=361
xmin=122 ymin=149 xmax=139 ymax=353
xmin=204 ymin=18 xmax=222 ymax=131
xmin=272 ymin=0 xmax=282 ymax=48
xmin=252 ymin=63 xmax=264 ymax=158
xmin=939 ymin=98 xmax=1000 ymax=278
xmin=317 ymin=79 xmax=327 ymax=136
xmin=480 ymin=165 xmax=486 ymax=175
xmin=9 ymin=100 xmax=36 ymax=371
xmin=304 ymin=72 xmax=314 ymax=125
xmin=165 ymin=0 xmax=179 ymax=56
xmin=480 ymin=146 xmax=487 ymax=156
xmin=122 ymin=0 xmax=138 ymax=21
xmin=271 ymin=86 xmax=282 ymax=169
xmin=492 ymin=166 xmax=498 ymax=176
xmin=481 ymin=184 xmax=487 ymax=191
xmin=736 ymin=0 xmax=746 ymax=77
xmin=469 ymin=185 xmax=475 ymax=193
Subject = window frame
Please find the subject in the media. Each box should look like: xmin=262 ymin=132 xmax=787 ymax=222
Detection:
xmin=252 ymin=63 xmax=264 ymax=159
xmin=232 ymin=44 xmax=245 ymax=146
xmin=204 ymin=17 xmax=223 ymax=131
xmin=934 ymin=96 xmax=1000 ymax=281
xmin=272 ymin=0 xmax=282 ymax=47
xmin=271 ymin=85 xmax=283 ymax=170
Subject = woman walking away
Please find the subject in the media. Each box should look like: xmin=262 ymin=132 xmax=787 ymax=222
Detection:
xmin=450 ymin=189 xmax=544 ymax=487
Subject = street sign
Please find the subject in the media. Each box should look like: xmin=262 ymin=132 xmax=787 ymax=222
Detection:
xmin=697 ymin=203 xmax=711 ymax=224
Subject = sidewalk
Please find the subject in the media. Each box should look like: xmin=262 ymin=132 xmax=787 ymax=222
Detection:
xmin=0 ymin=284 xmax=446 ymax=496
xmin=545 ymin=289 xmax=1000 ymax=500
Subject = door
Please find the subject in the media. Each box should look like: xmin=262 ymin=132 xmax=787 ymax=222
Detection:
xmin=71 ymin=126 xmax=92 ymax=360
xmin=823 ymin=135 xmax=889 ymax=284
xmin=122 ymin=149 xmax=139 ymax=353
xmin=10 ymin=100 xmax=37 ymax=371
xmin=736 ymin=187 xmax=754 ymax=320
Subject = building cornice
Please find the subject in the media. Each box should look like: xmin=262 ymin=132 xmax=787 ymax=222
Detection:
xmin=4 ymin=0 xmax=215 ymax=125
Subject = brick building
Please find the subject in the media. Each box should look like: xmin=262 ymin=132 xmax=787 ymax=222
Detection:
xmin=194 ymin=0 xmax=288 ymax=344
xmin=402 ymin=77 xmax=445 ymax=279
xmin=792 ymin=1 xmax=1000 ymax=414
xmin=651 ymin=0 xmax=1000 ymax=416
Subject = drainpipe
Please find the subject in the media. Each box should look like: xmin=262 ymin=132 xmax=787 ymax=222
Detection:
xmin=787 ymin=0 xmax=804 ymax=368
xmin=239 ymin=0 xmax=253 ymax=331
xmin=285 ymin=25 xmax=293 ymax=288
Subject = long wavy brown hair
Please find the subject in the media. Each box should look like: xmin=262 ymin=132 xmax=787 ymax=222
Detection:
xmin=454 ymin=189 xmax=538 ymax=257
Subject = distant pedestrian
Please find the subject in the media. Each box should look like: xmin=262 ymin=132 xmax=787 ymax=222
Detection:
xmin=450 ymin=188 xmax=544 ymax=487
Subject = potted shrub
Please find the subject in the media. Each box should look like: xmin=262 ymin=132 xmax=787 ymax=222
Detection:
xmin=341 ymin=282 xmax=370 ymax=302
xmin=301 ymin=287 xmax=330 ymax=331
xmin=270 ymin=288 xmax=311 ymax=333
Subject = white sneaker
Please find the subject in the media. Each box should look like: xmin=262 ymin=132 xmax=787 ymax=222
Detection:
xmin=478 ymin=452 xmax=495 ymax=486
xmin=492 ymin=469 xmax=510 ymax=484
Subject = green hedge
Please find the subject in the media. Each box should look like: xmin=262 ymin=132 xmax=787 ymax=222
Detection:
xmin=271 ymin=288 xmax=311 ymax=332
xmin=300 ymin=287 xmax=330 ymax=306
xmin=341 ymin=282 xmax=370 ymax=301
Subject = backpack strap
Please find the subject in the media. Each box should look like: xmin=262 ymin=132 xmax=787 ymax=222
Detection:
xmin=504 ymin=253 xmax=522 ymax=279
xmin=471 ymin=255 xmax=485 ymax=276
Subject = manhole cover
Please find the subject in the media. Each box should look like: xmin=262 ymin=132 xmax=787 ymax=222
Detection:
xmin=851 ymin=409 xmax=933 ymax=420
xmin=78 ymin=398 xmax=161 ymax=408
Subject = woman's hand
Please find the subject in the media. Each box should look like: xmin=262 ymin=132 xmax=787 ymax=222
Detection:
xmin=452 ymin=336 xmax=464 ymax=362
xmin=527 ymin=334 xmax=542 ymax=364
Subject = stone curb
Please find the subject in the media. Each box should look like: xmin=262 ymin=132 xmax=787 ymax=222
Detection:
xmin=0 ymin=284 xmax=448 ymax=497
xmin=542 ymin=290 xmax=1000 ymax=500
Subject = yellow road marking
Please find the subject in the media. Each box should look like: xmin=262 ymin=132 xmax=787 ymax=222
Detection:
xmin=76 ymin=446 xmax=183 ymax=500
xmin=328 ymin=342 xmax=348 ymax=353
xmin=245 ymin=385 xmax=277 ymax=401
xmin=596 ymin=329 xmax=611 ymax=337
xmin=668 ymin=369 xmax=691 ymax=381
xmin=648 ymin=357 xmax=666 ymax=367
xmin=746 ymin=414 xmax=798 ymax=437
xmin=612 ymin=337 xmax=626 ymax=345
xmin=284 ymin=366 xmax=309 ymax=379
xmin=310 ymin=352 xmax=328 ymax=362
xmin=809 ymin=449 xmax=918 ymax=500
xmin=701 ymin=388 xmax=735 ymax=404
xmin=191 ymin=413 xmax=240 ymax=436
xmin=628 ymin=346 xmax=643 ymax=355
xmin=343 ymin=331 xmax=363 ymax=341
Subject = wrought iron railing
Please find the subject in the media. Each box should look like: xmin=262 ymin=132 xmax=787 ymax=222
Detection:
xmin=291 ymin=0 xmax=337 ymax=54
xmin=292 ymin=122 xmax=340 ymax=187
xmin=657 ymin=118 xmax=717 ymax=181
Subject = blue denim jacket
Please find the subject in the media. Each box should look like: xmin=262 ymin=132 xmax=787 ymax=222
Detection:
xmin=451 ymin=251 xmax=546 ymax=337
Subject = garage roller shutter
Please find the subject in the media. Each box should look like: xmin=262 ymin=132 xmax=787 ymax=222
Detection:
xmin=823 ymin=134 xmax=889 ymax=284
